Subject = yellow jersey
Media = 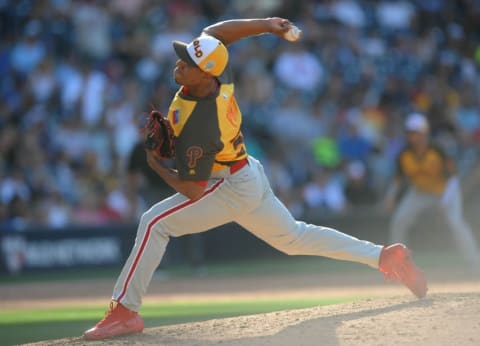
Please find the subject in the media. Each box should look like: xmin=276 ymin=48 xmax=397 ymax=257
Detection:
xmin=167 ymin=63 xmax=248 ymax=180
xmin=396 ymin=145 xmax=449 ymax=195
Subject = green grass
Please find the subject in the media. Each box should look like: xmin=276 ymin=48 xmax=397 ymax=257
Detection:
xmin=0 ymin=296 xmax=361 ymax=346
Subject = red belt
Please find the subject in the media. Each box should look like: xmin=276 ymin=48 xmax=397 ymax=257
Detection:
xmin=229 ymin=158 xmax=249 ymax=174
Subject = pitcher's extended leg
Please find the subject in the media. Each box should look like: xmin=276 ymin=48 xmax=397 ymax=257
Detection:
xmin=236 ymin=187 xmax=382 ymax=268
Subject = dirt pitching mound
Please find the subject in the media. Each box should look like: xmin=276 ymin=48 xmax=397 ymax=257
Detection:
xmin=29 ymin=292 xmax=480 ymax=346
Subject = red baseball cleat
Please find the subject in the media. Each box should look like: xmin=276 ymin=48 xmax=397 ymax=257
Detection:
xmin=379 ymin=243 xmax=428 ymax=298
xmin=83 ymin=301 xmax=144 ymax=340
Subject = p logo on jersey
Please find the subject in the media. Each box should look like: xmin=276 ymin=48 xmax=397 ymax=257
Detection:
xmin=173 ymin=35 xmax=228 ymax=77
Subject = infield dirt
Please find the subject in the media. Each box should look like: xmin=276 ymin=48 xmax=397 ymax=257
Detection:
xmin=5 ymin=262 xmax=480 ymax=346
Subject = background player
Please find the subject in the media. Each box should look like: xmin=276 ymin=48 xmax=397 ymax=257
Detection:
xmin=385 ymin=113 xmax=480 ymax=268
xmin=83 ymin=17 xmax=427 ymax=340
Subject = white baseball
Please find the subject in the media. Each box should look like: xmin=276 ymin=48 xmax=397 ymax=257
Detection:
xmin=284 ymin=25 xmax=302 ymax=42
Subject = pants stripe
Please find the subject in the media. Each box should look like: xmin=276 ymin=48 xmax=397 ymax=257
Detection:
xmin=116 ymin=179 xmax=224 ymax=303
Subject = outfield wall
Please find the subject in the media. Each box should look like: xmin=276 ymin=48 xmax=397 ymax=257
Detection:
xmin=2 ymin=205 xmax=477 ymax=275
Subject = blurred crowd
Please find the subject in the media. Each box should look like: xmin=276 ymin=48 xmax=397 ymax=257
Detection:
xmin=1 ymin=0 xmax=480 ymax=232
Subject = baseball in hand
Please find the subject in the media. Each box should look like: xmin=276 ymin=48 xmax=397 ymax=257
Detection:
xmin=283 ymin=25 xmax=302 ymax=42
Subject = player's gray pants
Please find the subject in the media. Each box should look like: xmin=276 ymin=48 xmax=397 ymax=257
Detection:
xmin=389 ymin=187 xmax=480 ymax=267
xmin=113 ymin=157 xmax=382 ymax=311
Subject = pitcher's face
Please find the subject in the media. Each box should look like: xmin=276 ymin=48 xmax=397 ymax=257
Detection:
xmin=173 ymin=59 xmax=207 ymax=86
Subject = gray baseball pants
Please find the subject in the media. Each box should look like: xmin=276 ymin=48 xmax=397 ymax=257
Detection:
xmin=113 ymin=156 xmax=383 ymax=311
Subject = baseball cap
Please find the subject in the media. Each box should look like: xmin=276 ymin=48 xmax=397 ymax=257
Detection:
xmin=405 ymin=113 xmax=429 ymax=133
xmin=173 ymin=35 xmax=228 ymax=77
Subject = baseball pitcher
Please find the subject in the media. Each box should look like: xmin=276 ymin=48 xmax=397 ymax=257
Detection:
xmin=84 ymin=18 xmax=428 ymax=340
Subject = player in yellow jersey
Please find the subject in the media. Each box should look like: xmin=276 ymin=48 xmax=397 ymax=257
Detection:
xmin=385 ymin=113 xmax=480 ymax=268
xmin=84 ymin=18 xmax=428 ymax=340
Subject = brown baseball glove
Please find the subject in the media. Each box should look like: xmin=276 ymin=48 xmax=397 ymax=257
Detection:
xmin=143 ymin=109 xmax=175 ymax=159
